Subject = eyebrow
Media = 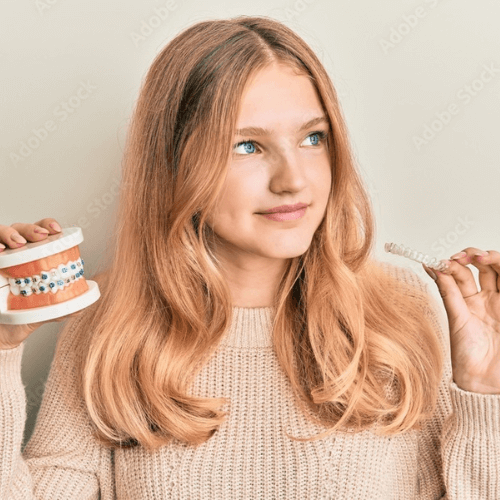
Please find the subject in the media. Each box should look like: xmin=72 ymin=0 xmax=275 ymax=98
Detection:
xmin=235 ymin=116 xmax=329 ymax=137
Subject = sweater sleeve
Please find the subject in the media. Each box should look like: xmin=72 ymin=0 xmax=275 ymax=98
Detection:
xmin=415 ymin=285 xmax=500 ymax=500
xmin=0 ymin=316 xmax=115 ymax=499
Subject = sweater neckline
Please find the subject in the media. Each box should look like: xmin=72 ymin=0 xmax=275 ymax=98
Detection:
xmin=220 ymin=306 xmax=276 ymax=348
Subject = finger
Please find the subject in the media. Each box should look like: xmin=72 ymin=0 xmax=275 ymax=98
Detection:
xmin=31 ymin=218 xmax=62 ymax=234
xmin=428 ymin=260 xmax=472 ymax=328
xmin=435 ymin=258 xmax=479 ymax=298
xmin=10 ymin=222 xmax=51 ymax=243
xmin=0 ymin=219 xmax=62 ymax=250
xmin=450 ymin=247 xmax=499 ymax=293
xmin=470 ymin=249 xmax=500 ymax=293
xmin=0 ymin=224 xmax=29 ymax=249
xmin=0 ymin=225 xmax=7 ymax=251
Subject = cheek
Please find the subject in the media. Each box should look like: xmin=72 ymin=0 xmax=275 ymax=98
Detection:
xmin=206 ymin=188 xmax=256 ymax=233
xmin=221 ymin=172 xmax=263 ymax=212
xmin=314 ymin=160 xmax=332 ymax=197
xmin=324 ymin=169 xmax=333 ymax=196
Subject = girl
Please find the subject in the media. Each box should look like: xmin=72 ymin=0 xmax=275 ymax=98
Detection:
xmin=1 ymin=15 xmax=499 ymax=499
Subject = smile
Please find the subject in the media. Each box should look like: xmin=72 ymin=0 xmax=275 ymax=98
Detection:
xmin=258 ymin=207 xmax=307 ymax=222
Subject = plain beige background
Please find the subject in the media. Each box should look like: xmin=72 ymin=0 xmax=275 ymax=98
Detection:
xmin=1 ymin=0 xmax=499 ymax=448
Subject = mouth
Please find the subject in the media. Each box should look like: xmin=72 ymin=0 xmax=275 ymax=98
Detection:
xmin=258 ymin=202 xmax=309 ymax=215
xmin=258 ymin=206 xmax=307 ymax=221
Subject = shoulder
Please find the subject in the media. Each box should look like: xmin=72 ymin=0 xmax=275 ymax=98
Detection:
xmin=373 ymin=260 xmax=429 ymax=297
xmin=375 ymin=260 xmax=448 ymax=346
xmin=368 ymin=260 xmax=444 ymax=330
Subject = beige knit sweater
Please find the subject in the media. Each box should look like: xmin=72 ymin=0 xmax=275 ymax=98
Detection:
xmin=1 ymin=263 xmax=499 ymax=499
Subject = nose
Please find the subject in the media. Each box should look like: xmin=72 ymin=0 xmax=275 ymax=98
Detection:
xmin=268 ymin=146 xmax=307 ymax=193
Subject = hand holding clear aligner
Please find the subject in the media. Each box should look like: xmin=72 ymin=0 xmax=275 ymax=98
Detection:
xmin=384 ymin=243 xmax=450 ymax=272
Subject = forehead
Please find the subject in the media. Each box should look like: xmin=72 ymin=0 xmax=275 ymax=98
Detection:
xmin=236 ymin=63 xmax=324 ymax=131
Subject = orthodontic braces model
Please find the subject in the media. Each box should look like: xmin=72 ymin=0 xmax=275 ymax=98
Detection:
xmin=7 ymin=258 xmax=84 ymax=297
xmin=0 ymin=226 xmax=100 ymax=325
xmin=384 ymin=243 xmax=450 ymax=272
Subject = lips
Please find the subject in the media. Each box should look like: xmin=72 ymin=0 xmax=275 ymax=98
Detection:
xmin=259 ymin=202 xmax=309 ymax=214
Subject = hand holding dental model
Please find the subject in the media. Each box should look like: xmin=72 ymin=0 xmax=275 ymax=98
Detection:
xmin=386 ymin=242 xmax=500 ymax=395
xmin=0 ymin=219 xmax=100 ymax=349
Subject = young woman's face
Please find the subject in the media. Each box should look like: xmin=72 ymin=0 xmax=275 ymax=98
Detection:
xmin=206 ymin=62 xmax=332 ymax=270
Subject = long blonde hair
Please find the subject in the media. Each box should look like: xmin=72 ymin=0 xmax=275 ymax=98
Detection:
xmin=61 ymin=15 xmax=443 ymax=451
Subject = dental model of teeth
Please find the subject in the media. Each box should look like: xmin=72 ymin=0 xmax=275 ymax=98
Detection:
xmin=7 ymin=257 xmax=85 ymax=297
xmin=384 ymin=243 xmax=449 ymax=272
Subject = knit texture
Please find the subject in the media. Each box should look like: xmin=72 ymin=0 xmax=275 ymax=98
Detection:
xmin=1 ymin=263 xmax=499 ymax=499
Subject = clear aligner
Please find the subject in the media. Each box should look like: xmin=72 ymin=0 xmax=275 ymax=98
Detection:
xmin=7 ymin=257 xmax=85 ymax=297
xmin=384 ymin=243 xmax=449 ymax=272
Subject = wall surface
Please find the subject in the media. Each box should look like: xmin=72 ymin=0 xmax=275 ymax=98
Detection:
xmin=1 ymin=0 xmax=498 ymax=448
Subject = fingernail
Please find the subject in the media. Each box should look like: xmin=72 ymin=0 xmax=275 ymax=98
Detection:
xmin=450 ymin=251 xmax=466 ymax=260
xmin=49 ymin=222 xmax=62 ymax=232
xmin=34 ymin=228 xmax=50 ymax=234
xmin=473 ymin=251 xmax=488 ymax=257
xmin=11 ymin=234 xmax=27 ymax=244
xmin=0 ymin=243 xmax=5 ymax=251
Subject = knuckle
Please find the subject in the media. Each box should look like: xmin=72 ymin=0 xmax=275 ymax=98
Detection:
xmin=9 ymin=224 xmax=30 ymax=238
xmin=34 ymin=218 xmax=53 ymax=227
xmin=34 ymin=218 xmax=57 ymax=227
xmin=0 ymin=225 xmax=11 ymax=236
xmin=5 ymin=225 xmax=22 ymax=236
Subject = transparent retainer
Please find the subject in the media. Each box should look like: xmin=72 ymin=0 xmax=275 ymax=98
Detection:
xmin=384 ymin=243 xmax=450 ymax=272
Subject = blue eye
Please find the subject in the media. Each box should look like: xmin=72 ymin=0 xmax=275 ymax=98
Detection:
xmin=234 ymin=141 xmax=257 ymax=154
xmin=306 ymin=131 xmax=327 ymax=146
xmin=233 ymin=130 xmax=327 ymax=155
